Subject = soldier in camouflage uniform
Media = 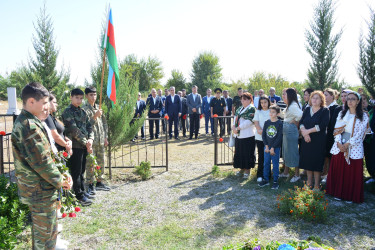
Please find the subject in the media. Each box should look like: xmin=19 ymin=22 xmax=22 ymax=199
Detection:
xmin=82 ymin=86 xmax=111 ymax=193
xmin=62 ymin=88 xmax=95 ymax=206
xmin=12 ymin=82 xmax=71 ymax=250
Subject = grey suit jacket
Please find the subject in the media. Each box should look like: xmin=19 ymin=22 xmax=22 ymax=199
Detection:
xmin=186 ymin=93 xmax=202 ymax=114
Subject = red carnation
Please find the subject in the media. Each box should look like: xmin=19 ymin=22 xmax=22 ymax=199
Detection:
xmin=63 ymin=152 xmax=68 ymax=157
xmin=219 ymin=138 xmax=223 ymax=142
xmin=164 ymin=115 xmax=169 ymax=120
xmin=183 ymin=114 xmax=187 ymax=120
xmin=213 ymin=114 xmax=218 ymax=118
xmin=0 ymin=131 xmax=5 ymax=136
xmin=62 ymin=213 xmax=67 ymax=218
xmin=200 ymin=114 xmax=203 ymax=119
xmin=69 ymin=212 xmax=76 ymax=218
xmin=75 ymin=207 xmax=81 ymax=212
xmin=96 ymin=166 xmax=101 ymax=170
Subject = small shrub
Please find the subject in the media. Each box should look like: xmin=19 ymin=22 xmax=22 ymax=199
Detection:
xmin=211 ymin=165 xmax=220 ymax=177
xmin=277 ymin=184 xmax=329 ymax=223
xmin=135 ymin=161 xmax=152 ymax=180
xmin=0 ymin=175 xmax=29 ymax=249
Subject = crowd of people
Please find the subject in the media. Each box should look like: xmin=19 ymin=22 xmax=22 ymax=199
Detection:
xmin=10 ymin=81 xmax=375 ymax=249
xmin=12 ymin=83 xmax=110 ymax=249
xmin=135 ymin=84 xmax=375 ymax=203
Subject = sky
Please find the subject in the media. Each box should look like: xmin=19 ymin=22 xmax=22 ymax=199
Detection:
xmin=1 ymin=0 xmax=375 ymax=87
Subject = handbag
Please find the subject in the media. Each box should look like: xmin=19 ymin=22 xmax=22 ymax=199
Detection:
xmin=228 ymin=132 xmax=235 ymax=147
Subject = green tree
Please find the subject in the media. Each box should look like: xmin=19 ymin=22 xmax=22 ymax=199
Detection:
xmin=191 ymin=51 xmax=222 ymax=95
xmin=358 ymin=8 xmax=375 ymax=99
xmin=27 ymin=4 xmax=70 ymax=103
xmin=305 ymin=0 xmax=342 ymax=90
xmin=139 ymin=56 xmax=164 ymax=92
xmin=88 ymin=16 xmax=145 ymax=154
xmin=166 ymin=69 xmax=187 ymax=91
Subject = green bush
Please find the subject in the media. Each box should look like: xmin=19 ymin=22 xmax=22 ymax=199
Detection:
xmin=0 ymin=175 xmax=29 ymax=249
xmin=211 ymin=165 xmax=220 ymax=177
xmin=135 ymin=161 xmax=152 ymax=180
xmin=277 ymin=184 xmax=329 ymax=223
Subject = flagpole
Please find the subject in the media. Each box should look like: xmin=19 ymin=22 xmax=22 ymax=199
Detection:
xmin=99 ymin=4 xmax=111 ymax=109
xmin=99 ymin=47 xmax=106 ymax=109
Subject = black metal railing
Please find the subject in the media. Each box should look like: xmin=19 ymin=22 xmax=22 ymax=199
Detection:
xmin=108 ymin=117 xmax=168 ymax=179
xmin=213 ymin=116 xmax=235 ymax=166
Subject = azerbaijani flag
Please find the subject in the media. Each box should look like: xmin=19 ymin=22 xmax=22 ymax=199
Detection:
xmin=103 ymin=6 xmax=119 ymax=104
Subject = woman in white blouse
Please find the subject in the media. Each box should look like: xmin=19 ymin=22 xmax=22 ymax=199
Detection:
xmin=232 ymin=92 xmax=257 ymax=179
xmin=254 ymin=96 xmax=271 ymax=182
xmin=279 ymin=88 xmax=303 ymax=182
xmin=326 ymin=92 xmax=368 ymax=203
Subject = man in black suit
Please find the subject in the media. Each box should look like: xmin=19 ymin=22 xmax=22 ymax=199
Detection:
xmin=165 ymin=86 xmax=182 ymax=140
xmin=146 ymin=88 xmax=163 ymax=140
xmin=132 ymin=92 xmax=146 ymax=140
xmin=187 ymin=85 xmax=202 ymax=139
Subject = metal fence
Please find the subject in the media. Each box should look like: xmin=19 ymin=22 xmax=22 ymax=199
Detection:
xmin=108 ymin=117 xmax=169 ymax=179
xmin=213 ymin=116 xmax=235 ymax=166
xmin=0 ymin=114 xmax=16 ymax=179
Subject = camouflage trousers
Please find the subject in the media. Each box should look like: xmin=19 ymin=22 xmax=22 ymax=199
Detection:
xmin=28 ymin=201 xmax=57 ymax=250
xmin=86 ymin=144 xmax=105 ymax=184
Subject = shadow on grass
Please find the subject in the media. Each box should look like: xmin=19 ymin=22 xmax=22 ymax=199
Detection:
xmin=175 ymin=170 xmax=375 ymax=248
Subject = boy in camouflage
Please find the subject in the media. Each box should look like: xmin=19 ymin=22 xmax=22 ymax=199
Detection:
xmin=62 ymin=88 xmax=95 ymax=206
xmin=82 ymin=86 xmax=111 ymax=193
xmin=12 ymin=82 xmax=72 ymax=249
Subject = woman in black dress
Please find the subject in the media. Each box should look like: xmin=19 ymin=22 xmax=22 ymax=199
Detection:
xmin=322 ymin=88 xmax=339 ymax=181
xmin=299 ymin=91 xmax=330 ymax=189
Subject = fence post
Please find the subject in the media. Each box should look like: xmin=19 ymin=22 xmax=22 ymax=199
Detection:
xmin=214 ymin=117 xmax=218 ymax=166
xmin=0 ymin=135 xmax=3 ymax=174
xmin=165 ymin=117 xmax=168 ymax=171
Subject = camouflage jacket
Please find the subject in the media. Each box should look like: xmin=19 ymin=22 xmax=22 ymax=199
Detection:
xmin=62 ymin=104 xmax=94 ymax=149
xmin=11 ymin=109 xmax=63 ymax=205
xmin=82 ymin=102 xmax=108 ymax=146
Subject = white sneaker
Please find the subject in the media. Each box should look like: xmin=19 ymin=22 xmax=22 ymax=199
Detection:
xmin=279 ymin=173 xmax=289 ymax=178
xmin=243 ymin=173 xmax=249 ymax=179
xmin=57 ymin=210 xmax=63 ymax=219
xmin=57 ymin=224 xmax=63 ymax=233
xmin=235 ymin=171 xmax=243 ymax=177
xmin=56 ymin=236 xmax=69 ymax=250
xmin=290 ymin=176 xmax=301 ymax=183
xmin=321 ymin=176 xmax=327 ymax=184
xmin=365 ymin=178 xmax=375 ymax=184
xmin=257 ymin=177 xmax=263 ymax=182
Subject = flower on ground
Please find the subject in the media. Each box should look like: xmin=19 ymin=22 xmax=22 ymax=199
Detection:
xmin=253 ymin=246 xmax=261 ymax=250
xmin=75 ymin=207 xmax=81 ymax=212
xmin=69 ymin=212 xmax=77 ymax=218
xmin=96 ymin=166 xmax=101 ymax=170
xmin=278 ymin=244 xmax=296 ymax=250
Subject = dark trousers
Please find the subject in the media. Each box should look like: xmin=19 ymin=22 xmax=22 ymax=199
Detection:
xmin=162 ymin=114 xmax=166 ymax=133
xmin=69 ymin=148 xmax=87 ymax=200
xmin=168 ymin=114 xmax=179 ymax=138
xmin=365 ymin=141 xmax=375 ymax=178
xmin=189 ymin=113 xmax=200 ymax=138
xmin=204 ymin=113 xmax=214 ymax=134
xmin=149 ymin=117 xmax=160 ymax=139
xmin=256 ymin=140 xmax=264 ymax=178
xmin=215 ymin=117 xmax=225 ymax=137
xmin=225 ymin=113 xmax=232 ymax=134
xmin=181 ymin=116 xmax=187 ymax=136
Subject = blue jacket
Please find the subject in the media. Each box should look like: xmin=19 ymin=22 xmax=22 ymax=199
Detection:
xmin=224 ymin=97 xmax=233 ymax=114
xmin=146 ymin=96 xmax=163 ymax=117
xmin=202 ymin=96 xmax=213 ymax=115
xmin=134 ymin=100 xmax=146 ymax=117
xmin=165 ymin=95 xmax=182 ymax=116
